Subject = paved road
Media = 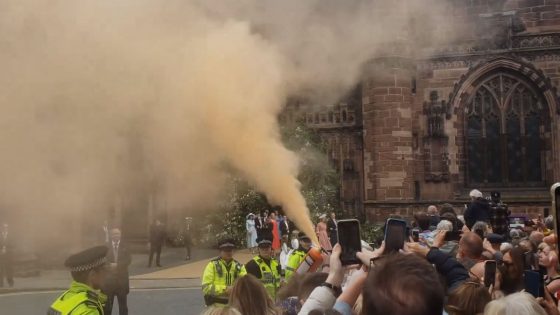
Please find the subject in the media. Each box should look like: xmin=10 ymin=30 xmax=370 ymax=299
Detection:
xmin=0 ymin=287 xmax=206 ymax=315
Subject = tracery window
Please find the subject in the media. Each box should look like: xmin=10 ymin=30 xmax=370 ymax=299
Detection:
xmin=465 ymin=72 xmax=549 ymax=187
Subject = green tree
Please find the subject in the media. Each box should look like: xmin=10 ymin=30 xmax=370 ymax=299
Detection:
xmin=197 ymin=122 xmax=341 ymax=247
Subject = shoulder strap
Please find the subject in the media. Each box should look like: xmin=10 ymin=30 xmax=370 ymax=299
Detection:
xmin=213 ymin=259 xmax=223 ymax=278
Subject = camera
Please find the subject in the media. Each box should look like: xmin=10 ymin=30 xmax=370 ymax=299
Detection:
xmin=487 ymin=191 xmax=510 ymax=237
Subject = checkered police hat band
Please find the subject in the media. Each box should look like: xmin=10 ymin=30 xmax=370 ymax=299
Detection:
xmin=69 ymin=257 xmax=107 ymax=272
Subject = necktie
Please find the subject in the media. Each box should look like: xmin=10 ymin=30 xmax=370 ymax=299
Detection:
xmin=113 ymin=242 xmax=119 ymax=262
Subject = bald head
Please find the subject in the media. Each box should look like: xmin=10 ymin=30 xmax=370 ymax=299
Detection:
xmin=459 ymin=232 xmax=483 ymax=259
xmin=427 ymin=205 xmax=438 ymax=215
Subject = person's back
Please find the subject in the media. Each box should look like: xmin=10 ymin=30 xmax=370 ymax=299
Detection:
xmin=362 ymin=253 xmax=444 ymax=315
xmin=465 ymin=198 xmax=490 ymax=229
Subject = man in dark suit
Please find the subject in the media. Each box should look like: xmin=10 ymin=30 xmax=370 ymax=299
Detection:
xmin=0 ymin=223 xmax=14 ymax=287
xmin=279 ymin=215 xmax=290 ymax=237
xmin=327 ymin=212 xmax=338 ymax=245
xmin=254 ymin=213 xmax=265 ymax=239
xmin=148 ymin=219 xmax=166 ymax=267
xmin=103 ymin=228 xmax=131 ymax=315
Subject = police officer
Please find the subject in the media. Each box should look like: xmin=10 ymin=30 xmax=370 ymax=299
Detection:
xmin=48 ymin=246 xmax=109 ymax=315
xmin=201 ymin=238 xmax=247 ymax=306
xmin=245 ymin=237 xmax=281 ymax=299
xmin=285 ymin=232 xmax=312 ymax=280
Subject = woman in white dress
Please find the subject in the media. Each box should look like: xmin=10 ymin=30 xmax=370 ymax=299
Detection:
xmin=246 ymin=213 xmax=258 ymax=253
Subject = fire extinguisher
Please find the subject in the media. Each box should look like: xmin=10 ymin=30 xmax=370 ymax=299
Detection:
xmin=295 ymin=247 xmax=324 ymax=275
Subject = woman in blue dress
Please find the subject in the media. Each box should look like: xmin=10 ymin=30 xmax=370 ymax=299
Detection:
xmin=246 ymin=213 xmax=258 ymax=253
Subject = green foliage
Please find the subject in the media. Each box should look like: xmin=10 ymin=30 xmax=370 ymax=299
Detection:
xmin=195 ymin=122 xmax=341 ymax=248
xmin=360 ymin=222 xmax=385 ymax=246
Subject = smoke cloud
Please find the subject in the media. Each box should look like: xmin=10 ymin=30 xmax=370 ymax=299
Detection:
xmin=0 ymin=0 xmax=462 ymax=249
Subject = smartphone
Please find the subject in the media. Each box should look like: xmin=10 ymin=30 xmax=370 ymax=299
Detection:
xmin=484 ymin=260 xmax=497 ymax=287
xmin=444 ymin=230 xmax=461 ymax=242
xmin=412 ymin=229 xmax=420 ymax=242
xmin=552 ymin=183 xmax=560 ymax=251
xmin=384 ymin=219 xmax=407 ymax=254
xmin=544 ymin=207 xmax=550 ymax=218
xmin=524 ymin=270 xmax=545 ymax=298
xmin=337 ymin=219 xmax=361 ymax=265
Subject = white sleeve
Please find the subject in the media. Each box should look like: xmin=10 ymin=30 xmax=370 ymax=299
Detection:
xmin=297 ymin=286 xmax=336 ymax=315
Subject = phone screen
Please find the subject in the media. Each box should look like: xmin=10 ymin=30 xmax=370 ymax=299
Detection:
xmin=384 ymin=219 xmax=407 ymax=254
xmin=524 ymin=270 xmax=544 ymax=298
xmin=337 ymin=219 xmax=361 ymax=265
xmin=553 ymin=184 xmax=560 ymax=251
xmin=444 ymin=230 xmax=461 ymax=242
xmin=484 ymin=260 xmax=496 ymax=287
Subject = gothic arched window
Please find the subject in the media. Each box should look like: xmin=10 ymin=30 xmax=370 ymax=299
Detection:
xmin=465 ymin=72 xmax=550 ymax=187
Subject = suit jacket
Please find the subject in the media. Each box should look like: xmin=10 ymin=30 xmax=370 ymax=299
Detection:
xmin=103 ymin=241 xmax=131 ymax=294
xmin=327 ymin=219 xmax=337 ymax=235
xmin=254 ymin=217 xmax=264 ymax=231
xmin=0 ymin=232 xmax=13 ymax=261
xmin=280 ymin=220 xmax=289 ymax=236
xmin=149 ymin=224 xmax=166 ymax=246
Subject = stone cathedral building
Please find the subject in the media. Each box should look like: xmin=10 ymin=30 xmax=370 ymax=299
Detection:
xmin=282 ymin=1 xmax=560 ymax=222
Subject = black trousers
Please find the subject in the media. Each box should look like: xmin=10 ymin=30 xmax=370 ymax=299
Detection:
xmin=104 ymin=291 xmax=128 ymax=315
xmin=0 ymin=257 xmax=13 ymax=287
xmin=148 ymin=244 xmax=162 ymax=266
xmin=329 ymin=232 xmax=338 ymax=245
xmin=185 ymin=240 xmax=191 ymax=258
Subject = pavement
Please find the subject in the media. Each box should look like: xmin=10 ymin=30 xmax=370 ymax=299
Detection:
xmin=0 ymin=247 xmax=255 ymax=295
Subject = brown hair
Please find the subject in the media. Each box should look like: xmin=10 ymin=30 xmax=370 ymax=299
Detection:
xmin=229 ymin=274 xmax=279 ymax=315
xmin=298 ymin=272 xmax=328 ymax=302
xmin=446 ymin=281 xmax=491 ymax=315
xmin=362 ymin=253 xmax=444 ymax=315
xmin=414 ymin=211 xmax=431 ymax=231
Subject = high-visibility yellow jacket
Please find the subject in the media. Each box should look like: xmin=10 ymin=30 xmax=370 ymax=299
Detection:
xmin=201 ymin=257 xmax=247 ymax=305
xmin=285 ymin=248 xmax=307 ymax=280
xmin=48 ymin=281 xmax=106 ymax=315
xmin=246 ymin=256 xmax=281 ymax=298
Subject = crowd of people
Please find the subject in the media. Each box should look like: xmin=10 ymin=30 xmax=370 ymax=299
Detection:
xmin=200 ymin=190 xmax=560 ymax=315
xmin=44 ymin=188 xmax=560 ymax=315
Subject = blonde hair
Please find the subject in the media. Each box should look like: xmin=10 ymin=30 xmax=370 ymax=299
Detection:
xmin=483 ymin=292 xmax=546 ymax=315
xmin=201 ymin=306 xmax=242 ymax=315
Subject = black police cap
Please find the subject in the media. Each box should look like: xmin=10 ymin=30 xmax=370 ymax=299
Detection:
xmin=298 ymin=232 xmax=311 ymax=241
xmin=256 ymin=237 xmax=272 ymax=247
xmin=64 ymin=246 xmax=108 ymax=272
xmin=218 ymin=238 xmax=236 ymax=249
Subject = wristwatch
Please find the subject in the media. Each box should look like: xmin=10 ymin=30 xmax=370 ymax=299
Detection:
xmin=320 ymin=282 xmax=342 ymax=298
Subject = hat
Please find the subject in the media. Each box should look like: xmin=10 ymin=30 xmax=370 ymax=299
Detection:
xmin=218 ymin=238 xmax=236 ymax=249
xmin=469 ymin=189 xmax=483 ymax=198
xmin=246 ymin=213 xmax=255 ymax=218
xmin=256 ymin=237 xmax=272 ymax=247
xmin=318 ymin=214 xmax=327 ymax=220
xmin=64 ymin=246 xmax=108 ymax=272
xmin=487 ymin=233 xmax=503 ymax=244
xmin=297 ymin=232 xmax=311 ymax=241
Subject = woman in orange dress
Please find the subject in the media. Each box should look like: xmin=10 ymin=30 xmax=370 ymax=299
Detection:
xmin=316 ymin=214 xmax=332 ymax=251
xmin=269 ymin=213 xmax=281 ymax=252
